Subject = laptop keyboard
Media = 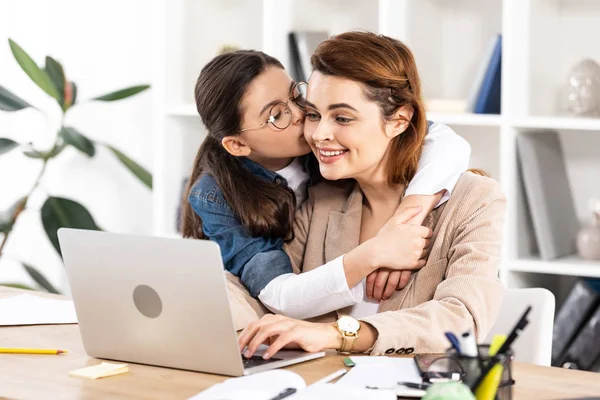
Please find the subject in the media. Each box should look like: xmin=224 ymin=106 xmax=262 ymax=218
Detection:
xmin=242 ymin=355 xmax=283 ymax=368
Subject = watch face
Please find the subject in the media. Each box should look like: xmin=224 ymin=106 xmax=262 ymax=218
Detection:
xmin=338 ymin=316 xmax=360 ymax=333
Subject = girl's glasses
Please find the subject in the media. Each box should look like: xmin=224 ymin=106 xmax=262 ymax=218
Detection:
xmin=239 ymin=82 xmax=307 ymax=132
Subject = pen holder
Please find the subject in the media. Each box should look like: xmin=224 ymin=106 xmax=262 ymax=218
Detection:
xmin=449 ymin=345 xmax=514 ymax=400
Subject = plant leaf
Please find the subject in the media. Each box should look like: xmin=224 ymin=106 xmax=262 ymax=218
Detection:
xmin=1 ymin=283 xmax=36 ymax=291
xmin=44 ymin=56 xmax=65 ymax=107
xmin=22 ymin=141 xmax=66 ymax=160
xmin=0 ymin=85 xmax=33 ymax=111
xmin=0 ymin=138 xmax=19 ymax=156
xmin=60 ymin=127 xmax=95 ymax=157
xmin=71 ymin=82 xmax=78 ymax=105
xmin=0 ymin=197 xmax=26 ymax=233
xmin=8 ymin=39 xmax=60 ymax=101
xmin=41 ymin=196 xmax=101 ymax=256
xmin=22 ymin=148 xmax=44 ymax=159
xmin=107 ymin=145 xmax=152 ymax=189
xmin=22 ymin=263 xmax=60 ymax=294
xmin=93 ymin=84 xmax=150 ymax=101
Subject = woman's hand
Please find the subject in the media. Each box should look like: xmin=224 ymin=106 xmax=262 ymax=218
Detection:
xmin=366 ymin=269 xmax=412 ymax=301
xmin=238 ymin=314 xmax=340 ymax=360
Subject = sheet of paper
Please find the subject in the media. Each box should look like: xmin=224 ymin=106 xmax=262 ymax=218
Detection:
xmin=0 ymin=294 xmax=77 ymax=326
xmin=337 ymin=357 xmax=424 ymax=398
xmin=295 ymin=383 xmax=396 ymax=399
xmin=69 ymin=362 xmax=128 ymax=379
xmin=189 ymin=370 xmax=306 ymax=400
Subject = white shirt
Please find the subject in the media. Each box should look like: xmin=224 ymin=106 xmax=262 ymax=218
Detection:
xmin=259 ymin=122 xmax=471 ymax=319
xmin=276 ymin=158 xmax=309 ymax=206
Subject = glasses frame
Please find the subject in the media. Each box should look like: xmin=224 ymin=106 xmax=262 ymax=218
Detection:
xmin=238 ymin=82 xmax=307 ymax=133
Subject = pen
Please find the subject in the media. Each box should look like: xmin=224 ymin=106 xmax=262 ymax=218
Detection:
xmin=474 ymin=334 xmax=507 ymax=400
xmin=493 ymin=305 xmax=532 ymax=357
xmin=0 ymin=348 xmax=68 ymax=355
xmin=444 ymin=331 xmax=462 ymax=354
xmin=311 ymin=368 xmax=347 ymax=385
xmin=268 ymin=387 xmax=297 ymax=400
xmin=398 ymin=381 xmax=431 ymax=389
xmin=471 ymin=306 xmax=532 ymax=390
xmin=459 ymin=329 xmax=478 ymax=357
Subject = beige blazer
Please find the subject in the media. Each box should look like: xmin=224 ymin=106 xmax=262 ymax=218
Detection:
xmin=226 ymin=172 xmax=506 ymax=355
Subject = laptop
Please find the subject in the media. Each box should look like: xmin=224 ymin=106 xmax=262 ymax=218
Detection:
xmin=57 ymin=228 xmax=325 ymax=376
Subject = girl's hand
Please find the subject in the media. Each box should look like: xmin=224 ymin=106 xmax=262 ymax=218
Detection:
xmin=365 ymin=206 xmax=432 ymax=272
xmin=366 ymin=232 xmax=431 ymax=301
xmin=238 ymin=314 xmax=340 ymax=360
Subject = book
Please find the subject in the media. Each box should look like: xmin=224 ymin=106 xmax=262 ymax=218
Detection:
xmin=516 ymin=131 xmax=579 ymax=260
xmin=473 ymin=34 xmax=502 ymax=114
xmin=288 ymin=31 xmax=328 ymax=82
xmin=561 ymin=303 xmax=600 ymax=370
xmin=189 ymin=369 xmax=396 ymax=400
xmin=552 ymin=279 xmax=600 ymax=366
xmin=288 ymin=32 xmax=304 ymax=83
xmin=467 ymin=35 xmax=499 ymax=112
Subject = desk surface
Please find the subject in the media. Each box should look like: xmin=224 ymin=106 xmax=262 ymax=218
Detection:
xmin=1 ymin=287 xmax=599 ymax=400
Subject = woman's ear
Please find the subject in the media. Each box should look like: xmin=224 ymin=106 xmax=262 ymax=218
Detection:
xmin=221 ymin=136 xmax=251 ymax=157
xmin=385 ymin=104 xmax=415 ymax=138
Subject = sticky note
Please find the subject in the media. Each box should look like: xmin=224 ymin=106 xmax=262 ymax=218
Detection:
xmin=69 ymin=362 xmax=129 ymax=379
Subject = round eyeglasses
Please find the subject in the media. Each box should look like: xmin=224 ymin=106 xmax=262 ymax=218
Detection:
xmin=239 ymin=82 xmax=307 ymax=132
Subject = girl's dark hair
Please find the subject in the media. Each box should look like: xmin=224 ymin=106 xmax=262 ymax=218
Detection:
xmin=181 ymin=50 xmax=299 ymax=241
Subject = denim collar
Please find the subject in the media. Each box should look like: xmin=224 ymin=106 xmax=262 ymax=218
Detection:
xmin=241 ymin=157 xmax=280 ymax=182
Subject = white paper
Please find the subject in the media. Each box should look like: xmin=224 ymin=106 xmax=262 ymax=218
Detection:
xmin=189 ymin=370 xmax=306 ymax=400
xmin=337 ymin=357 xmax=424 ymax=398
xmin=292 ymin=383 xmax=396 ymax=399
xmin=0 ymin=294 xmax=77 ymax=326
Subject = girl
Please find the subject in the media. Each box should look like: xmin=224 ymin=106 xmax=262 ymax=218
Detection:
xmin=181 ymin=49 xmax=470 ymax=319
xmin=236 ymin=31 xmax=505 ymax=358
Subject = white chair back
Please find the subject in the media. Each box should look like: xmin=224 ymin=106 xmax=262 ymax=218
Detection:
xmin=485 ymin=288 xmax=555 ymax=366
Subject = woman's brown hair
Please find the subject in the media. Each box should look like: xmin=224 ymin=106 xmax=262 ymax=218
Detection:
xmin=181 ymin=50 xmax=297 ymax=241
xmin=311 ymin=31 xmax=428 ymax=187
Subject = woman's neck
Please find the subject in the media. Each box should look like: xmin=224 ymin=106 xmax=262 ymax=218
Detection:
xmin=357 ymin=177 xmax=405 ymax=216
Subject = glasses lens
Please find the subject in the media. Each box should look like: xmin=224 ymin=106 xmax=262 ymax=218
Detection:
xmin=292 ymin=82 xmax=308 ymax=110
xmin=427 ymin=357 xmax=463 ymax=383
xmin=268 ymin=102 xmax=292 ymax=129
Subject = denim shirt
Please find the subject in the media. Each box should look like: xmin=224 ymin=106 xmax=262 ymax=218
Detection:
xmin=188 ymin=158 xmax=295 ymax=298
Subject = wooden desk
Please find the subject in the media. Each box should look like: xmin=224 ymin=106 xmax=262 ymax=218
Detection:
xmin=1 ymin=288 xmax=599 ymax=400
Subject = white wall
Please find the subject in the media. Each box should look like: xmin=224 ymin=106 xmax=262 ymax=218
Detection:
xmin=0 ymin=0 xmax=153 ymax=292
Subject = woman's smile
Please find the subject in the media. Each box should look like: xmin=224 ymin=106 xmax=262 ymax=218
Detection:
xmin=316 ymin=147 xmax=349 ymax=164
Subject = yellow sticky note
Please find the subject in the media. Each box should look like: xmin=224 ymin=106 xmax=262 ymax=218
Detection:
xmin=69 ymin=362 xmax=129 ymax=379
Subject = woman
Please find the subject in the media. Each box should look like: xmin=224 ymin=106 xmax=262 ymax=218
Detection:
xmin=183 ymin=50 xmax=471 ymax=318
xmin=236 ymin=32 xmax=506 ymax=359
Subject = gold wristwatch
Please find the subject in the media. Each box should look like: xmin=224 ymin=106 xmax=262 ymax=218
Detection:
xmin=336 ymin=315 xmax=360 ymax=355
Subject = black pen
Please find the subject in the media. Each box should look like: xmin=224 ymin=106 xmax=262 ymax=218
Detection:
xmin=470 ymin=305 xmax=532 ymax=390
xmin=268 ymin=387 xmax=297 ymax=400
xmin=398 ymin=381 xmax=431 ymax=389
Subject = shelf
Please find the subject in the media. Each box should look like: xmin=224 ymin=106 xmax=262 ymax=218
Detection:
xmin=507 ymin=256 xmax=600 ymax=278
xmin=426 ymin=112 xmax=503 ymax=127
xmin=512 ymin=116 xmax=600 ymax=132
xmin=165 ymin=104 xmax=198 ymax=117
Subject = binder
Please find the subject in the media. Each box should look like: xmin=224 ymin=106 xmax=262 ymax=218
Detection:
xmin=552 ymin=279 xmax=600 ymax=366
xmin=561 ymin=303 xmax=600 ymax=370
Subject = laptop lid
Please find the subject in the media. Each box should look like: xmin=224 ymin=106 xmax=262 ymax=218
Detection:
xmin=58 ymin=228 xmax=245 ymax=376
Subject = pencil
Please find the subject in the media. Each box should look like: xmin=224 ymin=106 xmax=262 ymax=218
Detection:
xmin=0 ymin=348 xmax=68 ymax=355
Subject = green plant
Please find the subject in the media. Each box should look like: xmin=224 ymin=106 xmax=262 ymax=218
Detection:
xmin=0 ymin=39 xmax=152 ymax=293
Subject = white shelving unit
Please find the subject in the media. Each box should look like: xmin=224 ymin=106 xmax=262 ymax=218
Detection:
xmin=152 ymin=0 xmax=600 ymax=304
